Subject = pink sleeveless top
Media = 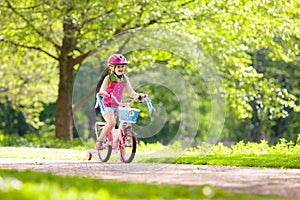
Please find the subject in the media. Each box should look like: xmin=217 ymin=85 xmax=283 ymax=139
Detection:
xmin=103 ymin=74 xmax=126 ymax=108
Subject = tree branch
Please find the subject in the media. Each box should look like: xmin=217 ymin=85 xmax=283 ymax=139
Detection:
xmin=71 ymin=49 xmax=94 ymax=67
xmin=179 ymin=0 xmax=195 ymax=7
xmin=0 ymin=38 xmax=59 ymax=60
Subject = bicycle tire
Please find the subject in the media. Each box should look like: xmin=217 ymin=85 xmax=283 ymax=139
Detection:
xmin=120 ymin=129 xmax=136 ymax=163
xmin=96 ymin=129 xmax=112 ymax=162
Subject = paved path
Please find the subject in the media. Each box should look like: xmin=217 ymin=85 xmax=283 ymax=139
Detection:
xmin=0 ymin=158 xmax=300 ymax=199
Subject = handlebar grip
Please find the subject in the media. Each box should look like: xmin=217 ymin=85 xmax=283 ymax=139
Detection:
xmin=138 ymin=95 xmax=143 ymax=103
xmin=138 ymin=94 xmax=147 ymax=103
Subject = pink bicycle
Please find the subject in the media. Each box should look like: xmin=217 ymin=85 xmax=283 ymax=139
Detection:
xmin=87 ymin=93 xmax=147 ymax=163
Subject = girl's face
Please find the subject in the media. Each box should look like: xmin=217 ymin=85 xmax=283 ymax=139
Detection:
xmin=112 ymin=65 xmax=126 ymax=76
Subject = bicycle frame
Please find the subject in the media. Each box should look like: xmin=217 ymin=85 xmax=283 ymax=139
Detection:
xmin=96 ymin=92 xmax=142 ymax=144
xmin=93 ymin=93 xmax=146 ymax=163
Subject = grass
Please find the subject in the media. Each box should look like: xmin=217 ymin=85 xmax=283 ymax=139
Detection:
xmin=0 ymin=147 xmax=86 ymax=161
xmin=1 ymin=133 xmax=300 ymax=169
xmin=0 ymin=145 xmax=298 ymax=199
xmin=1 ymin=144 xmax=300 ymax=169
xmin=139 ymin=154 xmax=300 ymax=169
xmin=135 ymin=139 xmax=300 ymax=169
xmin=0 ymin=169 xmax=287 ymax=200
xmin=1 ymin=136 xmax=300 ymax=199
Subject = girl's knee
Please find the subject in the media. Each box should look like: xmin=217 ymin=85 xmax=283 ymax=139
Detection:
xmin=107 ymin=121 xmax=116 ymax=128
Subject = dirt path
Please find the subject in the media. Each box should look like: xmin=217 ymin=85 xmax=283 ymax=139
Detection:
xmin=0 ymin=158 xmax=300 ymax=199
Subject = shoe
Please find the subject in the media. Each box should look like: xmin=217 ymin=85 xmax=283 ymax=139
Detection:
xmin=96 ymin=141 xmax=103 ymax=150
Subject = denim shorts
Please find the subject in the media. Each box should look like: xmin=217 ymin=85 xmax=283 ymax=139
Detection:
xmin=101 ymin=106 xmax=117 ymax=116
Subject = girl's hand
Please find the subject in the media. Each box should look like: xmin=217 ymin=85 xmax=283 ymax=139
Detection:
xmin=138 ymin=93 xmax=147 ymax=98
xmin=99 ymin=92 xmax=110 ymax=97
xmin=137 ymin=93 xmax=147 ymax=102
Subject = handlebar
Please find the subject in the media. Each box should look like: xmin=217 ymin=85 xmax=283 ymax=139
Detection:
xmin=99 ymin=92 xmax=147 ymax=107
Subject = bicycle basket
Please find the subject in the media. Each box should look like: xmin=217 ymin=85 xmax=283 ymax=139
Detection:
xmin=118 ymin=107 xmax=140 ymax=123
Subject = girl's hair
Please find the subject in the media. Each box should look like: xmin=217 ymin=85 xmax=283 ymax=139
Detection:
xmin=95 ymin=67 xmax=110 ymax=97
xmin=94 ymin=67 xmax=110 ymax=116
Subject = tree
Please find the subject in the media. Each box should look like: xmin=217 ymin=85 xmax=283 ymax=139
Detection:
xmin=1 ymin=0 xmax=299 ymax=141
xmin=1 ymin=0 xmax=172 ymax=139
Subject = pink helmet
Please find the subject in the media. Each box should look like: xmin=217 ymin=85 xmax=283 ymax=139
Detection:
xmin=107 ymin=54 xmax=129 ymax=65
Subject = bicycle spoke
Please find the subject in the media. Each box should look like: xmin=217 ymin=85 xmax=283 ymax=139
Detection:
xmin=120 ymin=130 xmax=136 ymax=163
xmin=96 ymin=128 xmax=112 ymax=162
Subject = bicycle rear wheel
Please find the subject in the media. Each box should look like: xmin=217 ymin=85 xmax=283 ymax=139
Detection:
xmin=120 ymin=129 xmax=136 ymax=163
xmin=97 ymin=130 xmax=112 ymax=162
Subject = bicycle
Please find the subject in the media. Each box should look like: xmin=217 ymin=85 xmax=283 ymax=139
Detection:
xmin=87 ymin=93 xmax=147 ymax=163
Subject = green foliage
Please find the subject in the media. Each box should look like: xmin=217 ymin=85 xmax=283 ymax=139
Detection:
xmin=297 ymin=134 xmax=300 ymax=145
xmin=0 ymin=48 xmax=58 ymax=129
xmin=0 ymin=133 xmax=84 ymax=149
xmin=0 ymin=170 xmax=285 ymax=200
xmin=0 ymin=103 xmax=34 ymax=135
xmin=186 ymin=135 xmax=300 ymax=156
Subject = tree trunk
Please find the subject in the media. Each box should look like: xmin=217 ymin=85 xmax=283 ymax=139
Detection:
xmin=249 ymin=100 xmax=263 ymax=142
xmin=272 ymin=116 xmax=286 ymax=138
xmin=55 ymin=57 xmax=74 ymax=140
xmin=55 ymin=17 xmax=77 ymax=140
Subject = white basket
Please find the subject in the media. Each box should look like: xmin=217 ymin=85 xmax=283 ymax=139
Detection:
xmin=118 ymin=107 xmax=140 ymax=123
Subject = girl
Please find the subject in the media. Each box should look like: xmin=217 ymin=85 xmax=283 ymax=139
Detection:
xmin=96 ymin=54 xmax=143 ymax=149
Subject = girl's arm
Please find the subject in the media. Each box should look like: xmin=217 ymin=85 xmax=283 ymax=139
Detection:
xmin=124 ymin=75 xmax=142 ymax=98
xmin=99 ymin=75 xmax=110 ymax=96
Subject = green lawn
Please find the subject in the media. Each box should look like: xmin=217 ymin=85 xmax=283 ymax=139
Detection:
xmin=0 ymin=147 xmax=86 ymax=161
xmin=139 ymin=154 xmax=300 ymax=169
xmin=0 ymin=169 xmax=287 ymax=200
xmin=1 ymin=146 xmax=300 ymax=169
xmin=0 ymin=146 xmax=298 ymax=199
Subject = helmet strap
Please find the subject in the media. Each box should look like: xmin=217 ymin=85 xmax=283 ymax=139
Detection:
xmin=113 ymin=66 xmax=123 ymax=79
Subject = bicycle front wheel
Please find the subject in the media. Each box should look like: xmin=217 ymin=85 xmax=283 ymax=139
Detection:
xmin=97 ymin=130 xmax=112 ymax=162
xmin=120 ymin=129 xmax=136 ymax=163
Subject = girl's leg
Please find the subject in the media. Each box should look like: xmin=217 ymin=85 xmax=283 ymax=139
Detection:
xmin=98 ymin=112 xmax=116 ymax=142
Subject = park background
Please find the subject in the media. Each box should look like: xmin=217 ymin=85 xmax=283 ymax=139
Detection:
xmin=0 ymin=0 xmax=299 ymax=148
xmin=1 ymin=1 xmax=300 ymax=199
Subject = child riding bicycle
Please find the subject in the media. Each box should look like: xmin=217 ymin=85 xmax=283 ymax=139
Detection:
xmin=95 ymin=54 xmax=144 ymax=150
